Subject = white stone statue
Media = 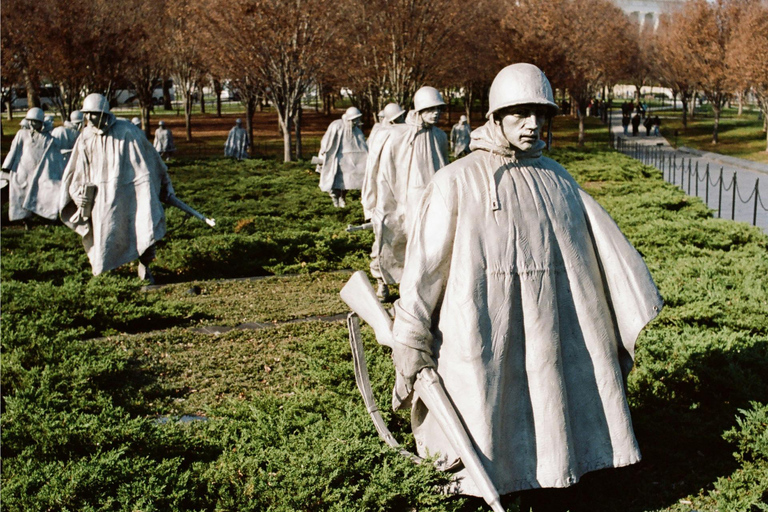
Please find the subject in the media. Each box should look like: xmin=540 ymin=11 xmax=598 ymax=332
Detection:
xmin=450 ymin=114 xmax=471 ymax=157
xmin=366 ymin=109 xmax=386 ymax=146
xmin=131 ymin=117 xmax=142 ymax=128
xmin=360 ymin=102 xmax=406 ymax=298
xmin=316 ymin=106 xmax=368 ymax=208
xmin=390 ymin=64 xmax=663 ymax=498
xmin=153 ymin=120 xmax=176 ymax=160
xmin=370 ymin=86 xmax=448 ymax=291
xmin=59 ymin=93 xmax=213 ymax=284
xmin=224 ymin=118 xmax=249 ymax=160
xmin=51 ymin=110 xmax=83 ymax=165
xmin=2 ymin=107 xmax=66 ymax=222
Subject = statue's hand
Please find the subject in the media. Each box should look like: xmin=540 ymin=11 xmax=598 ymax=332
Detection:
xmin=205 ymin=218 xmax=216 ymax=227
xmin=392 ymin=342 xmax=435 ymax=409
xmin=74 ymin=192 xmax=90 ymax=209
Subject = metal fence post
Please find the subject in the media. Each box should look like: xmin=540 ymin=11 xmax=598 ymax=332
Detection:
xmin=718 ymin=167 xmax=724 ymax=218
xmin=687 ymin=160 xmax=692 ymax=195
xmin=705 ymin=163 xmax=710 ymax=206
xmin=731 ymin=172 xmax=737 ymax=220
xmin=695 ymin=161 xmax=699 ymax=197
xmin=754 ymin=178 xmax=760 ymax=226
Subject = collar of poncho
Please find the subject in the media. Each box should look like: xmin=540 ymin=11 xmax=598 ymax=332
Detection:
xmin=88 ymin=114 xmax=116 ymax=136
xmin=469 ymin=120 xmax=545 ymax=161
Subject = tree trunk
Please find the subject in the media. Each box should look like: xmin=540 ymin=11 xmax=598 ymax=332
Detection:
xmin=163 ymin=78 xmax=173 ymax=110
xmin=213 ymin=79 xmax=222 ymax=117
xmin=141 ymin=104 xmax=152 ymax=138
xmin=281 ymin=109 xmax=292 ymax=162
xmin=737 ymin=92 xmax=743 ymax=117
xmin=199 ymin=84 xmax=206 ymax=114
xmin=246 ymin=97 xmax=255 ymax=156
xmin=464 ymin=87 xmax=473 ymax=127
xmin=24 ymin=69 xmax=40 ymax=109
xmin=5 ymin=100 xmax=12 ymax=120
xmin=294 ymin=107 xmax=302 ymax=160
xmin=577 ymin=104 xmax=585 ymax=148
xmin=681 ymin=96 xmax=688 ymax=129
xmin=184 ymin=93 xmax=193 ymax=141
xmin=711 ymin=104 xmax=720 ymax=145
xmin=689 ymin=93 xmax=696 ymax=120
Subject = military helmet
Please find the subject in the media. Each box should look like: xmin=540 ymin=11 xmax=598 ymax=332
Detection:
xmin=487 ymin=63 xmax=558 ymax=118
xmin=382 ymin=102 xmax=406 ymax=123
xmin=413 ymin=86 xmax=445 ymax=112
xmin=342 ymin=106 xmax=363 ymax=121
xmin=25 ymin=107 xmax=45 ymax=122
xmin=81 ymin=93 xmax=111 ymax=114
xmin=70 ymin=110 xmax=84 ymax=123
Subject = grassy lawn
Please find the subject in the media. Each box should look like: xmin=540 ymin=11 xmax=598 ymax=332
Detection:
xmin=2 ymin=116 xmax=767 ymax=510
xmin=656 ymin=106 xmax=768 ymax=164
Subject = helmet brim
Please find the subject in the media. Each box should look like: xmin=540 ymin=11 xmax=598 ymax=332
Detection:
xmin=487 ymin=99 xmax=559 ymax=119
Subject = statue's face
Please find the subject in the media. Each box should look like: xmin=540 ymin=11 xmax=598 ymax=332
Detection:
xmin=421 ymin=106 xmax=441 ymax=125
xmin=498 ymin=104 xmax=547 ymax=151
xmin=86 ymin=111 xmax=110 ymax=131
xmin=28 ymin=120 xmax=43 ymax=132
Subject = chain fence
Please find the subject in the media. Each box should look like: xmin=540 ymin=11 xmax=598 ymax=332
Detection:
xmin=614 ymin=137 xmax=767 ymax=229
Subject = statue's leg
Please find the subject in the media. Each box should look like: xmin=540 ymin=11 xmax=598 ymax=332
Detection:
xmin=338 ymin=189 xmax=347 ymax=208
xmin=138 ymin=244 xmax=157 ymax=284
xmin=329 ymin=189 xmax=340 ymax=207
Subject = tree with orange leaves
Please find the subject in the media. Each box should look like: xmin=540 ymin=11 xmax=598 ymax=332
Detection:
xmin=727 ymin=0 xmax=768 ymax=151
xmin=500 ymin=0 xmax=634 ymax=146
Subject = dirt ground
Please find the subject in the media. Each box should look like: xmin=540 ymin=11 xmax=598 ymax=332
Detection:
xmin=0 ymin=105 xmax=477 ymax=160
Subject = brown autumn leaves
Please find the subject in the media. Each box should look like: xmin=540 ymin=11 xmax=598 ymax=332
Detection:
xmin=2 ymin=0 xmax=767 ymax=157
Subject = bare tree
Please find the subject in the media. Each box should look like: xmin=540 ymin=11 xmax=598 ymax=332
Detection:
xmin=166 ymin=0 xmax=204 ymax=141
xmin=655 ymin=12 xmax=696 ymax=129
xmin=728 ymin=0 xmax=768 ymax=151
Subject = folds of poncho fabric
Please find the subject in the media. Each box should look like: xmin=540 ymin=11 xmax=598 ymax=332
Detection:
xmin=373 ymin=110 xmax=448 ymax=284
xmin=392 ymin=120 xmax=663 ymax=496
xmin=450 ymin=121 xmax=471 ymax=157
xmin=59 ymin=119 xmax=174 ymax=275
xmin=2 ymin=128 xmax=65 ymax=220
xmin=153 ymin=127 xmax=176 ymax=153
xmin=361 ymin=122 xmax=395 ymax=219
xmin=317 ymin=119 xmax=368 ymax=192
xmin=51 ymin=123 xmax=80 ymax=165
xmin=225 ymin=126 xmax=249 ymax=160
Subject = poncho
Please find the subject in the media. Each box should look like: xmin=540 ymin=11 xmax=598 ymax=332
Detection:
xmin=361 ymin=122 xmax=395 ymax=219
xmin=372 ymin=110 xmax=448 ymax=283
xmin=392 ymin=120 xmax=663 ymax=496
xmin=317 ymin=118 xmax=368 ymax=192
xmin=51 ymin=122 xmax=81 ymax=165
xmin=59 ymin=118 xmax=174 ymax=275
xmin=2 ymin=128 xmax=65 ymax=220
xmin=225 ymin=125 xmax=249 ymax=160
xmin=153 ymin=126 xmax=176 ymax=154
xmin=450 ymin=120 xmax=471 ymax=157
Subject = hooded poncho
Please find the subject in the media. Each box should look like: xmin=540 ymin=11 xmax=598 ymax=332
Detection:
xmin=361 ymin=121 xmax=397 ymax=219
xmin=153 ymin=126 xmax=176 ymax=154
xmin=2 ymin=128 xmax=66 ymax=220
xmin=317 ymin=118 xmax=368 ymax=192
xmin=392 ymin=120 xmax=663 ymax=496
xmin=450 ymin=119 xmax=472 ymax=157
xmin=371 ymin=110 xmax=448 ymax=284
xmin=59 ymin=118 xmax=174 ymax=275
xmin=51 ymin=122 xmax=81 ymax=165
xmin=225 ymin=124 xmax=249 ymax=160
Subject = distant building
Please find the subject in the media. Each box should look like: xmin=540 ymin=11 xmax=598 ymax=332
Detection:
xmin=612 ymin=0 xmax=685 ymax=31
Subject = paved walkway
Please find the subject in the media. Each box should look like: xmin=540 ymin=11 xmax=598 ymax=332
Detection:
xmin=609 ymin=111 xmax=768 ymax=234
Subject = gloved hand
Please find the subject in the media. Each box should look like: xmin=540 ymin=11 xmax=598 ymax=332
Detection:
xmin=392 ymin=341 xmax=435 ymax=411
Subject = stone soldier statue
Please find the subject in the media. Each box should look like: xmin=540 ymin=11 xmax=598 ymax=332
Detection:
xmin=360 ymin=102 xmax=406 ymax=299
xmin=391 ymin=64 xmax=663 ymax=500
xmin=59 ymin=93 xmax=214 ymax=284
xmin=225 ymin=118 xmax=249 ymax=160
xmin=450 ymin=114 xmax=471 ymax=157
xmin=316 ymin=106 xmax=368 ymax=208
xmin=131 ymin=117 xmax=142 ymax=129
xmin=51 ymin=110 xmax=84 ymax=165
xmin=371 ymin=86 xmax=448 ymax=289
xmin=2 ymin=107 xmax=66 ymax=223
xmin=153 ymin=120 xmax=176 ymax=160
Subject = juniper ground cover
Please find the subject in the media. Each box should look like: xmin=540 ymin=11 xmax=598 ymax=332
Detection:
xmin=1 ymin=145 xmax=767 ymax=510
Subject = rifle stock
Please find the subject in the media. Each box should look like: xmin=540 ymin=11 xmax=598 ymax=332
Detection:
xmin=339 ymin=271 xmax=394 ymax=348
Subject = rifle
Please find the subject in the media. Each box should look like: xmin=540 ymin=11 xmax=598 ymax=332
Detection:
xmin=165 ymin=194 xmax=216 ymax=227
xmin=340 ymin=271 xmax=505 ymax=512
xmin=346 ymin=222 xmax=373 ymax=233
